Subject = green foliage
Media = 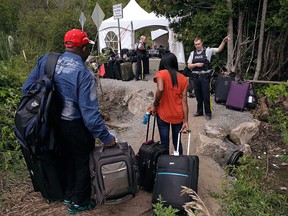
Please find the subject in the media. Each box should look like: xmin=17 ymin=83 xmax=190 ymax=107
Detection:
xmin=0 ymin=31 xmax=22 ymax=61
xmin=152 ymin=195 xmax=179 ymax=216
xmin=281 ymin=128 xmax=288 ymax=149
xmin=0 ymin=0 xmax=20 ymax=34
xmin=0 ymin=32 xmax=13 ymax=61
xmin=0 ymin=60 xmax=23 ymax=170
xmin=280 ymin=154 xmax=288 ymax=162
xmin=220 ymin=156 xmax=288 ymax=215
xmin=259 ymin=84 xmax=288 ymax=103
xmin=266 ymin=0 xmax=288 ymax=29
xmin=258 ymin=84 xmax=288 ymax=146
xmin=16 ymin=8 xmax=81 ymax=55
xmin=267 ymin=106 xmax=288 ymax=129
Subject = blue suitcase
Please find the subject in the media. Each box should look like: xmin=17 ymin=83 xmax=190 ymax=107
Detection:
xmin=152 ymin=130 xmax=199 ymax=210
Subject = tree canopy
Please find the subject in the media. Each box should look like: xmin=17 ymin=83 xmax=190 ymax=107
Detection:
xmin=0 ymin=0 xmax=287 ymax=80
xmin=148 ymin=0 xmax=288 ymax=80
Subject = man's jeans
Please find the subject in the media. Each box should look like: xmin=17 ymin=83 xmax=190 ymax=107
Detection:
xmin=157 ymin=115 xmax=183 ymax=155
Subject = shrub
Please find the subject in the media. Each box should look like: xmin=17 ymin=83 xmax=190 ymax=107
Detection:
xmin=0 ymin=59 xmax=23 ymax=170
xmin=219 ymin=156 xmax=288 ymax=215
xmin=258 ymin=84 xmax=288 ymax=147
xmin=152 ymin=195 xmax=179 ymax=216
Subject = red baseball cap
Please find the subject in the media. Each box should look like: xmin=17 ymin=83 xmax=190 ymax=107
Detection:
xmin=64 ymin=29 xmax=95 ymax=48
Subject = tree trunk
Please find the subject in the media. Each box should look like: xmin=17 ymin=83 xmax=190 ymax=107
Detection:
xmin=254 ymin=0 xmax=268 ymax=80
xmin=267 ymin=30 xmax=288 ymax=80
xmin=245 ymin=0 xmax=261 ymax=77
xmin=262 ymin=32 xmax=272 ymax=76
xmin=234 ymin=11 xmax=244 ymax=76
xmin=227 ymin=0 xmax=234 ymax=73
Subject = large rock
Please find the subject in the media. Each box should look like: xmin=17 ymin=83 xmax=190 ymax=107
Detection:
xmin=195 ymin=133 xmax=239 ymax=167
xmin=229 ymin=120 xmax=260 ymax=145
xmin=204 ymin=125 xmax=229 ymax=140
xmin=124 ymin=89 xmax=154 ymax=117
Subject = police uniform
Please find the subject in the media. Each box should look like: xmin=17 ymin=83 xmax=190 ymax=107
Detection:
xmin=187 ymin=48 xmax=217 ymax=117
xmin=135 ymin=41 xmax=147 ymax=80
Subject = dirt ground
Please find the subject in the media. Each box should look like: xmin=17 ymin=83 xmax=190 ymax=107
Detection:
xmin=2 ymin=70 xmax=286 ymax=216
xmin=96 ymin=74 xmax=226 ymax=216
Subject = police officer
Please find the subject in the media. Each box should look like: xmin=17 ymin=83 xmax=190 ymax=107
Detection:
xmin=135 ymin=35 xmax=148 ymax=81
xmin=187 ymin=35 xmax=230 ymax=120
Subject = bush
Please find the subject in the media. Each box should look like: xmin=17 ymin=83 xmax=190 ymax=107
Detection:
xmin=220 ymin=156 xmax=288 ymax=215
xmin=0 ymin=59 xmax=23 ymax=170
xmin=258 ymin=84 xmax=288 ymax=147
xmin=152 ymin=195 xmax=179 ymax=216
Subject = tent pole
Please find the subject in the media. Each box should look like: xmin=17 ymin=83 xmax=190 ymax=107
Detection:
xmin=131 ymin=21 xmax=134 ymax=49
xmin=91 ymin=31 xmax=99 ymax=55
xmin=117 ymin=18 xmax=122 ymax=57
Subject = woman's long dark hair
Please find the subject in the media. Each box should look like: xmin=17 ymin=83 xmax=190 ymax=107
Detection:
xmin=158 ymin=52 xmax=179 ymax=87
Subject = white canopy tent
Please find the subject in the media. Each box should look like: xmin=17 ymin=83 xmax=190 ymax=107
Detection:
xmin=98 ymin=0 xmax=185 ymax=63
xmin=151 ymin=29 xmax=168 ymax=41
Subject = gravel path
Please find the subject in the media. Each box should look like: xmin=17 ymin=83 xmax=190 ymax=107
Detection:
xmin=98 ymin=71 xmax=254 ymax=215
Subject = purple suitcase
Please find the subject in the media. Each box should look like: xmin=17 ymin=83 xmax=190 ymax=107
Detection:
xmin=226 ymin=80 xmax=250 ymax=111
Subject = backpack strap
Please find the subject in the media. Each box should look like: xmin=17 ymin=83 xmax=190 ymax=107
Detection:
xmin=45 ymin=52 xmax=61 ymax=79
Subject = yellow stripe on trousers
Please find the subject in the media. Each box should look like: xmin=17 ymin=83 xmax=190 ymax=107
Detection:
xmin=141 ymin=60 xmax=144 ymax=79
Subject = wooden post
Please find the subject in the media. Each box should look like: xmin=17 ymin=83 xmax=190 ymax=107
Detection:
xmin=246 ymin=80 xmax=288 ymax=85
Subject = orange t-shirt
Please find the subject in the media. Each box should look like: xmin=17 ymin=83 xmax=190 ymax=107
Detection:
xmin=154 ymin=69 xmax=188 ymax=124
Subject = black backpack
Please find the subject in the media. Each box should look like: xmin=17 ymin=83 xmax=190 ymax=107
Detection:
xmin=14 ymin=52 xmax=61 ymax=155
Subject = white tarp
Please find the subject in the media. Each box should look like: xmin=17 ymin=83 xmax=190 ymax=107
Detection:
xmin=98 ymin=0 xmax=185 ymax=63
xmin=151 ymin=29 xmax=168 ymax=41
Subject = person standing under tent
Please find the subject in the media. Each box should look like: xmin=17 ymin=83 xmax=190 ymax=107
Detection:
xmin=135 ymin=35 xmax=148 ymax=81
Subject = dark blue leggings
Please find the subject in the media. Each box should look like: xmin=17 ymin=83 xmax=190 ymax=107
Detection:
xmin=157 ymin=115 xmax=183 ymax=155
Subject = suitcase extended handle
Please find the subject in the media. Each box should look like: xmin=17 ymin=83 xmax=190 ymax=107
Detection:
xmin=175 ymin=130 xmax=191 ymax=156
xmin=146 ymin=113 xmax=156 ymax=142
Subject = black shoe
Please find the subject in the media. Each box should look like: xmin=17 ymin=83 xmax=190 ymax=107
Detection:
xmin=194 ymin=112 xmax=203 ymax=117
xmin=135 ymin=78 xmax=140 ymax=81
xmin=206 ymin=115 xmax=212 ymax=120
xmin=141 ymin=78 xmax=148 ymax=81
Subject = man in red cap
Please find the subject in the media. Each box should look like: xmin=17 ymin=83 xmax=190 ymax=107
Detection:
xmin=22 ymin=29 xmax=116 ymax=214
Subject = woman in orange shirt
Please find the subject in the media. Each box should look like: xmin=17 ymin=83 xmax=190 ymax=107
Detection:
xmin=151 ymin=53 xmax=189 ymax=154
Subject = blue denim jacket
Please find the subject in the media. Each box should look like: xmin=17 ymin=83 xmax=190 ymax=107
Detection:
xmin=22 ymin=52 xmax=113 ymax=145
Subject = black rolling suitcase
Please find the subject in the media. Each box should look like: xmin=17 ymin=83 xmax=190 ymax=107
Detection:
xmin=90 ymin=142 xmax=138 ymax=204
xmin=214 ymin=76 xmax=234 ymax=103
xmin=152 ymin=130 xmax=199 ymax=210
xmin=113 ymin=61 xmax=122 ymax=80
xmin=104 ymin=61 xmax=115 ymax=79
xmin=137 ymin=115 xmax=168 ymax=191
xmin=21 ymin=146 xmax=65 ymax=201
